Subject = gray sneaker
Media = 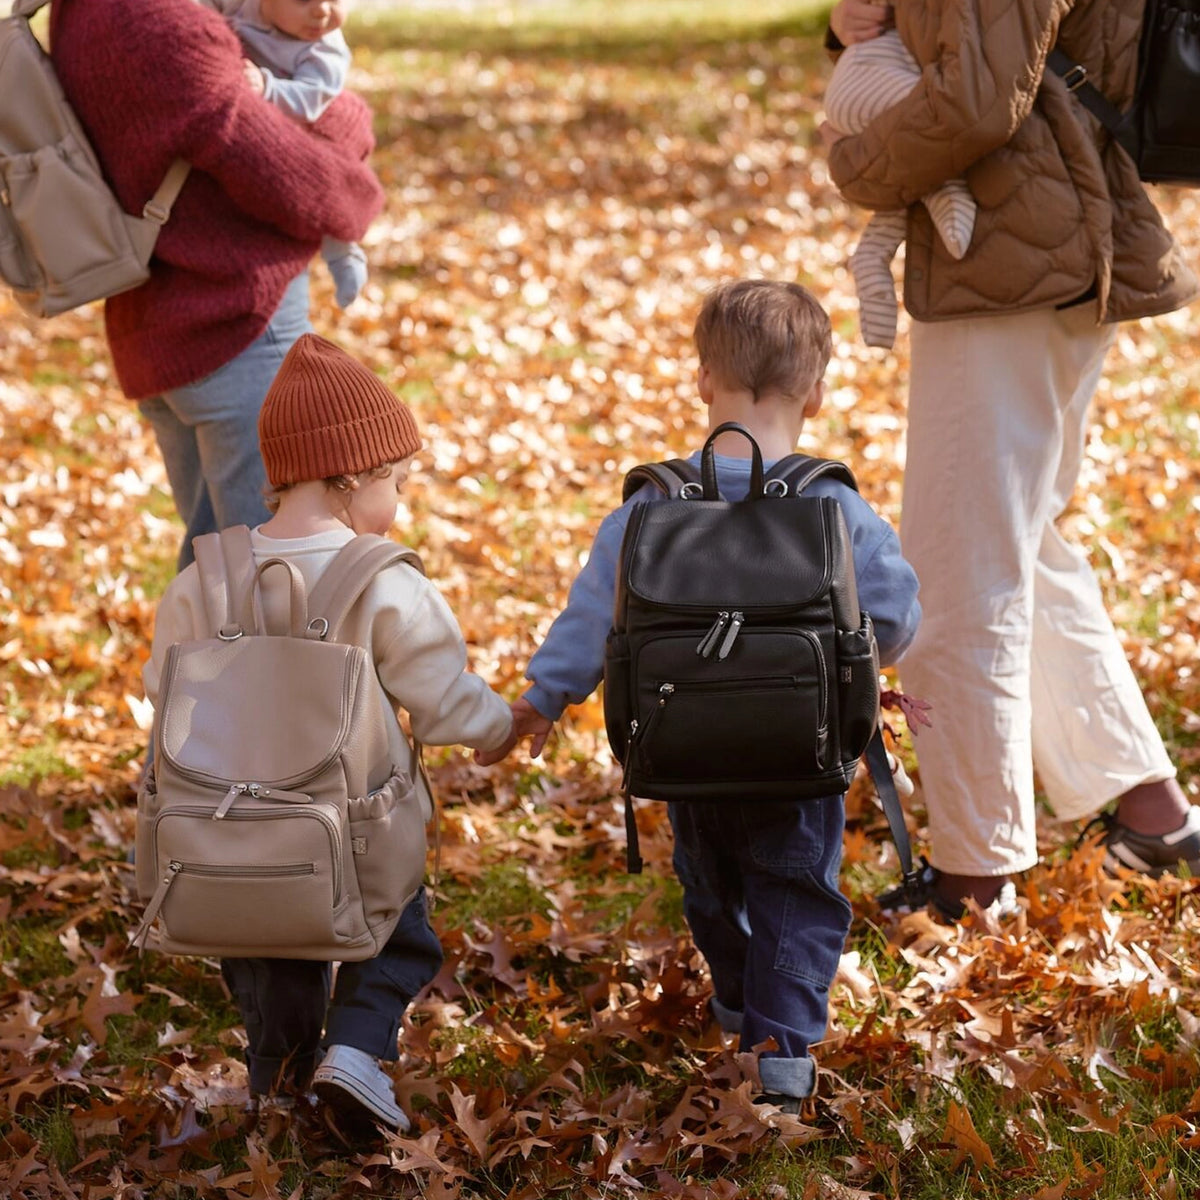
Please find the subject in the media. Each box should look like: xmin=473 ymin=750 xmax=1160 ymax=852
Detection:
xmin=313 ymin=1044 xmax=409 ymax=1132
xmin=1087 ymin=806 xmax=1200 ymax=877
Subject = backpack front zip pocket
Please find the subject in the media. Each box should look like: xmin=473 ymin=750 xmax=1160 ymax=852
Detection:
xmin=630 ymin=630 xmax=831 ymax=789
xmin=152 ymin=803 xmax=344 ymax=906
xmin=137 ymin=800 xmax=348 ymax=952
xmin=173 ymin=860 xmax=316 ymax=879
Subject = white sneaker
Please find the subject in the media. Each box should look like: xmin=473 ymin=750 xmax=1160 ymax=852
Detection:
xmin=312 ymin=1044 xmax=409 ymax=1132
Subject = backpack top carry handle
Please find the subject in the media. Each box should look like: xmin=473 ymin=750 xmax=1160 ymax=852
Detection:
xmin=192 ymin=527 xmax=425 ymax=643
xmin=700 ymin=422 xmax=765 ymax=499
xmin=622 ymin=425 xmax=861 ymax=505
xmin=237 ymin=558 xmax=313 ymax=639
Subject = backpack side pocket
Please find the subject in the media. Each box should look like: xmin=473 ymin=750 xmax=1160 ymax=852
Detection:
xmin=346 ymin=770 xmax=427 ymax=945
xmin=835 ymin=614 xmax=880 ymax=763
xmin=0 ymin=178 xmax=35 ymax=291
xmin=135 ymin=767 xmax=161 ymax=902
xmin=602 ymin=632 xmax=632 ymax=763
xmin=2 ymin=142 xmax=147 ymax=316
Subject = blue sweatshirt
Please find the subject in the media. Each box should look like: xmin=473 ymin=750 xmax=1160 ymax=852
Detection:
xmin=525 ymin=450 xmax=921 ymax=721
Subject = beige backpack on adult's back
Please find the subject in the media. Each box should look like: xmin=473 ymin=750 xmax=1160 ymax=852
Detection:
xmin=132 ymin=527 xmax=432 ymax=961
xmin=0 ymin=0 xmax=189 ymax=317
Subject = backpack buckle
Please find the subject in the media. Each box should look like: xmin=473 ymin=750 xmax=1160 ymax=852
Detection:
xmin=307 ymin=617 xmax=330 ymax=640
xmin=763 ymin=478 xmax=789 ymax=497
xmin=217 ymin=624 xmax=243 ymax=641
xmin=679 ymin=481 xmax=704 ymax=500
xmin=1062 ymin=63 xmax=1088 ymax=92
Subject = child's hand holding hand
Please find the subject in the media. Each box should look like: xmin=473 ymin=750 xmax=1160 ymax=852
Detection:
xmin=475 ymin=697 xmax=554 ymax=766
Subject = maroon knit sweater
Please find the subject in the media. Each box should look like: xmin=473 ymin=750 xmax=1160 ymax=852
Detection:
xmin=50 ymin=0 xmax=385 ymax=399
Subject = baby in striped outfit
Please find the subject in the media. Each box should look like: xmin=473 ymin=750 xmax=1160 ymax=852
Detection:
xmin=825 ymin=25 xmax=977 ymax=348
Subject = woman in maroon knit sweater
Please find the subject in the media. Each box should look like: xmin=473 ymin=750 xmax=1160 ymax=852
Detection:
xmin=51 ymin=0 xmax=384 ymax=568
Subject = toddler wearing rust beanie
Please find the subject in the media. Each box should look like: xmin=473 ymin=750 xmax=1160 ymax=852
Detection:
xmin=144 ymin=331 xmax=512 ymax=1132
xmin=259 ymin=332 xmax=422 ymax=487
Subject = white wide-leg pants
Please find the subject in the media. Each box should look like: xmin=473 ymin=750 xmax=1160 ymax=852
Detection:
xmin=900 ymin=304 xmax=1175 ymax=876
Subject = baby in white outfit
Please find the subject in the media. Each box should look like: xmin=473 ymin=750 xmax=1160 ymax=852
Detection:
xmin=825 ymin=25 xmax=977 ymax=348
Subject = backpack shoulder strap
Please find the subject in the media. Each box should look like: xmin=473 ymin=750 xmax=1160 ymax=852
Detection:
xmin=192 ymin=525 xmax=255 ymax=637
xmin=766 ymin=454 xmax=859 ymax=496
xmin=621 ymin=459 xmax=701 ymax=503
xmin=1045 ymin=48 xmax=1125 ymax=135
xmin=307 ymin=534 xmax=425 ymax=641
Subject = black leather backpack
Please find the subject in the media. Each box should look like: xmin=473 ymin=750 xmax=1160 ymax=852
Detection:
xmin=603 ymin=423 xmax=912 ymax=875
xmin=1049 ymin=0 xmax=1200 ymax=185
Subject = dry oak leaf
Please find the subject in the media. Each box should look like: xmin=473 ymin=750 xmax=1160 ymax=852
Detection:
xmin=384 ymin=1128 xmax=471 ymax=1177
xmin=943 ymin=1099 xmax=997 ymax=1171
xmin=447 ymin=1082 xmax=511 ymax=1163
xmin=80 ymin=970 xmax=139 ymax=1045
xmin=1066 ymin=1092 xmax=1131 ymax=1135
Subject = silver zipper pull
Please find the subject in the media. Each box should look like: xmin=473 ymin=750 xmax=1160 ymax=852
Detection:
xmin=214 ymin=784 xmax=246 ymax=820
xmin=717 ymin=611 xmax=744 ymax=660
xmin=659 ymin=683 xmax=675 ymax=701
xmin=130 ymin=861 xmax=183 ymax=951
xmin=621 ymin=720 xmax=640 ymax=792
xmin=697 ymin=612 xmax=730 ymax=657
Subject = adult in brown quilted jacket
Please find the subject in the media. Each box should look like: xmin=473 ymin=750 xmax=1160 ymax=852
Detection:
xmin=825 ymin=0 xmax=1200 ymax=916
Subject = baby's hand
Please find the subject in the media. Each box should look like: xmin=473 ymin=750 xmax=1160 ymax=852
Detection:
xmin=474 ymin=697 xmax=554 ymax=766
xmin=818 ymin=122 xmax=846 ymax=151
xmin=830 ymin=0 xmax=893 ymax=45
xmin=243 ymin=59 xmax=266 ymax=94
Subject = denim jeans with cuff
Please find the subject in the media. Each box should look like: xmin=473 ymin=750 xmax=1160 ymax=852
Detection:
xmin=139 ymin=271 xmax=313 ymax=571
xmin=669 ymin=795 xmax=851 ymax=1099
xmin=220 ymin=887 xmax=444 ymax=1096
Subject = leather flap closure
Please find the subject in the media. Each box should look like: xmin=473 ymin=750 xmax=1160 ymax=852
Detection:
xmin=159 ymin=635 xmax=365 ymax=785
xmin=625 ymin=498 xmax=835 ymax=610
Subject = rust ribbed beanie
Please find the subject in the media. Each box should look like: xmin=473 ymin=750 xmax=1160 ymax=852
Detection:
xmin=258 ymin=334 xmax=422 ymax=486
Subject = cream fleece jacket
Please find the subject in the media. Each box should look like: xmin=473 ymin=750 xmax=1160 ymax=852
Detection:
xmin=144 ymin=527 xmax=513 ymax=817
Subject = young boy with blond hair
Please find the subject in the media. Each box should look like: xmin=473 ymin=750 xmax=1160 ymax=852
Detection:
xmin=479 ymin=279 xmax=921 ymax=1110
xmin=144 ymin=333 xmax=512 ymax=1129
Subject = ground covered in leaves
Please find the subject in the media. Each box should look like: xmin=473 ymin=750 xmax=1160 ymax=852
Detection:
xmin=3 ymin=3 xmax=1200 ymax=1197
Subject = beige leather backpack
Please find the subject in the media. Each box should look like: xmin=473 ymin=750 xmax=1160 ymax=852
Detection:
xmin=132 ymin=527 xmax=432 ymax=961
xmin=0 ymin=0 xmax=189 ymax=317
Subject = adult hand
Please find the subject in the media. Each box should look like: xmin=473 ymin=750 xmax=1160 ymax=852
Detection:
xmin=474 ymin=697 xmax=554 ymax=766
xmin=830 ymin=0 xmax=893 ymax=46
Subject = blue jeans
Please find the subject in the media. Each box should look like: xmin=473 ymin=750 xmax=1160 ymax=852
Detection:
xmin=139 ymin=272 xmax=312 ymax=571
xmin=669 ymin=796 xmax=851 ymax=1099
xmin=220 ymin=888 xmax=444 ymax=1096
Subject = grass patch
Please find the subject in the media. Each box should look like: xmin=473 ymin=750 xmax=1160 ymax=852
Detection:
xmin=0 ymin=743 xmax=82 ymax=790
xmin=13 ymin=1101 xmax=78 ymax=1171
xmin=350 ymin=0 xmax=832 ymax=57
xmin=438 ymin=858 xmax=554 ymax=927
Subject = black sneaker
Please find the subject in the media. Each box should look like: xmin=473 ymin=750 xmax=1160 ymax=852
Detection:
xmin=753 ymin=1092 xmax=803 ymax=1116
xmin=877 ymin=857 xmax=940 ymax=912
xmin=1082 ymin=807 xmax=1200 ymax=878
xmin=877 ymin=858 xmax=1018 ymax=921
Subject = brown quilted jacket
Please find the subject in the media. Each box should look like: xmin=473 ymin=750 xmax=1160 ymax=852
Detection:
xmin=826 ymin=0 xmax=1198 ymax=323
